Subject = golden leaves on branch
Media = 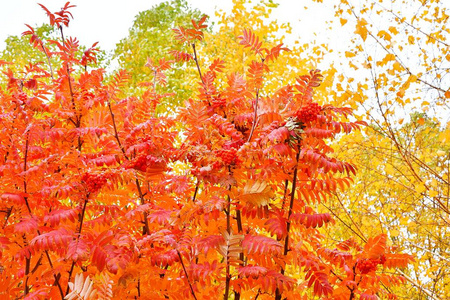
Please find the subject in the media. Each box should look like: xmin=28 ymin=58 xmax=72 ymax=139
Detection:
xmin=65 ymin=273 xmax=97 ymax=300
xmin=218 ymin=230 xmax=244 ymax=266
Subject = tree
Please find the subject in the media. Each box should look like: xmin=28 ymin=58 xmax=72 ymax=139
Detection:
xmin=318 ymin=0 xmax=450 ymax=298
xmin=0 ymin=2 xmax=412 ymax=299
xmin=113 ymin=0 xmax=202 ymax=109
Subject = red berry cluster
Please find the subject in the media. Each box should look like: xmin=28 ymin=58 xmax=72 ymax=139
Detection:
xmin=81 ymin=172 xmax=107 ymax=194
xmin=13 ymin=92 xmax=27 ymax=105
xmin=356 ymin=255 xmax=386 ymax=274
xmin=215 ymin=148 xmax=238 ymax=165
xmin=211 ymin=97 xmax=226 ymax=108
xmin=129 ymin=155 xmax=149 ymax=172
xmin=295 ymin=102 xmax=322 ymax=123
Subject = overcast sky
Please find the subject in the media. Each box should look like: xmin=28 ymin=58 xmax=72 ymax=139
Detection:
xmin=0 ymin=0 xmax=336 ymax=53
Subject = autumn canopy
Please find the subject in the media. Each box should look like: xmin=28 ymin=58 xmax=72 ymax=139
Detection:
xmin=0 ymin=0 xmax=448 ymax=299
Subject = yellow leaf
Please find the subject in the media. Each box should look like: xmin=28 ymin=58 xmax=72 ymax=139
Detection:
xmin=417 ymin=183 xmax=426 ymax=193
xmin=417 ymin=117 xmax=425 ymax=125
xmin=388 ymin=26 xmax=399 ymax=34
xmin=430 ymin=179 xmax=438 ymax=188
xmin=385 ymin=164 xmax=395 ymax=174
xmin=408 ymin=74 xmax=418 ymax=82
xmin=429 ymin=190 xmax=438 ymax=197
xmin=408 ymin=36 xmax=415 ymax=44
xmin=392 ymin=62 xmax=402 ymax=71
xmin=390 ymin=229 xmax=400 ymax=237
xmin=340 ymin=18 xmax=347 ymax=26
xmin=238 ymin=181 xmax=274 ymax=207
xmin=421 ymin=101 xmax=430 ymax=106
xmin=377 ymin=53 xmax=396 ymax=66
xmin=345 ymin=51 xmax=356 ymax=58
xmin=377 ymin=30 xmax=392 ymax=42
xmin=355 ymin=18 xmax=368 ymax=41
xmin=439 ymin=130 xmax=450 ymax=142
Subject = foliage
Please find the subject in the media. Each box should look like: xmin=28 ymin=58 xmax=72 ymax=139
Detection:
xmin=113 ymin=0 xmax=202 ymax=109
xmin=320 ymin=0 xmax=450 ymax=298
xmin=201 ymin=0 xmax=332 ymax=95
xmin=0 ymin=2 xmax=413 ymax=300
xmin=1 ymin=24 xmax=56 ymax=74
xmin=1 ymin=24 xmax=106 ymax=86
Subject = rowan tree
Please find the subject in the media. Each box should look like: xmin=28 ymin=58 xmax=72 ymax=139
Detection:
xmin=0 ymin=2 xmax=413 ymax=299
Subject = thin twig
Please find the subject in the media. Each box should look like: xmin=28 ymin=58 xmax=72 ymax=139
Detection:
xmin=275 ymin=148 xmax=301 ymax=300
xmin=107 ymin=98 xmax=150 ymax=234
xmin=191 ymin=43 xmax=205 ymax=85
xmin=177 ymin=250 xmax=198 ymax=300
xmin=66 ymin=196 xmax=89 ymax=295
xmin=192 ymin=180 xmax=199 ymax=203
xmin=39 ymin=40 xmax=54 ymax=80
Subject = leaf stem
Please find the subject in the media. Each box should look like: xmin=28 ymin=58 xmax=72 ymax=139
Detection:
xmin=191 ymin=43 xmax=205 ymax=85
xmin=39 ymin=40 xmax=54 ymax=80
xmin=177 ymin=250 xmax=198 ymax=300
xmin=107 ymin=101 xmax=128 ymax=159
xmin=246 ymin=88 xmax=259 ymax=143
xmin=192 ymin=180 xmax=200 ymax=203
xmin=59 ymin=25 xmax=81 ymax=129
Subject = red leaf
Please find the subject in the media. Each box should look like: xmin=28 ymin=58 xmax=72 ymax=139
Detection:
xmin=238 ymin=28 xmax=264 ymax=55
xmin=238 ymin=265 xmax=268 ymax=278
xmin=15 ymin=216 xmax=38 ymax=233
xmin=242 ymin=234 xmax=283 ymax=255
xmin=66 ymin=239 xmax=89 ymax=261
xmin=43 ymin=208 xmax=78 ymax=227
xmin=364 ymin=234 xmax=387 ymax=259
xmin=265 ymin=213 xmax=287 ymax=240
xmin=1 ymin=193 xmax=26 ymax=205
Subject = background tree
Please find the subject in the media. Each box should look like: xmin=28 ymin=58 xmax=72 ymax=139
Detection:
xmin=113 ymin=0 xmax=201 ymax=109
xmin=1 ymin=24 xmax=56 ymax=72
xmin=315 ymin=0 xmax=450 ymax=298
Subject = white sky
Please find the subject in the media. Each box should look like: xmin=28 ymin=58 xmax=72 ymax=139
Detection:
xmin=0 ymin=0 xmax=337 ymax=54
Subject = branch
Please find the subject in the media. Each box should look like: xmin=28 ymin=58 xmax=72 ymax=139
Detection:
xmin=59 ymin=25 xmax=81 ymax=129
xmin=107 ymin=100 xmax=128 ymax=159
xmin=224 ymin=186 xmax=232 ymax=300
xmin=275 ymin=149 xmax=300 ymax=300
xmin=191 ymin=43 xmax=205 ymax=86
xmin=66 ymin=196 xmax=89 ymax=295
xmin=107 ymin=98 xmax=150 ymax=235
xmin=321 ymin=202 xmax=367 ymax=243
xmin=246 ymin=88 xmax=260 ymax=143
xmin=398 ymin=270 xmax=441 ymax=300
xmin=177 ymin=250 xmax=198 ymax=300
xmin=39 ymin=40 xmax=54 ymax=80
xmin=192 ymin=180 xmax=199 ymax=203
xmin=247 ymin=57 xmax=265 ymax=143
